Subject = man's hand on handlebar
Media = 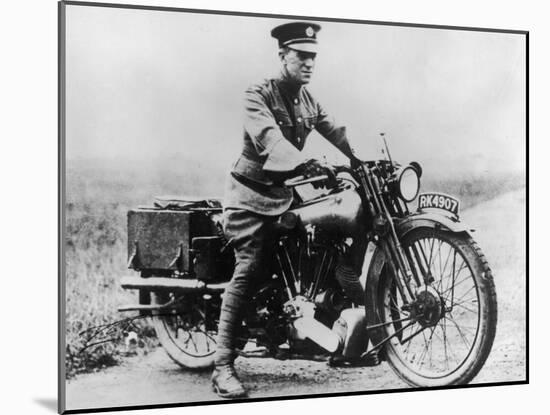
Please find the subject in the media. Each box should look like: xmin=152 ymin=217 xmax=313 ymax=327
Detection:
xmin=296 ymin=159 xmax=337 ymax=189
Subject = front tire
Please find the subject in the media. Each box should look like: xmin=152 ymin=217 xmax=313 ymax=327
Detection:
xmin=366 ymin=227 xmax=497 ymax=387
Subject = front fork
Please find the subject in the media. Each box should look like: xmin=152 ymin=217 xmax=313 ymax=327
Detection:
xmin=356 ymin=165 xmax=419 ymax=306
xmin=379 ymin=230 xmax=440 ymax=304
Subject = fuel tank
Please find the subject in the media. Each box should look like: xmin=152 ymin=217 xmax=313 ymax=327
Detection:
xmin=288 ymin=187 xmax=364 ymax=235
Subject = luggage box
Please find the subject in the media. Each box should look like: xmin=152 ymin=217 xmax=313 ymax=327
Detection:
xmin=127 ymin=204 xmax=220 ymax=273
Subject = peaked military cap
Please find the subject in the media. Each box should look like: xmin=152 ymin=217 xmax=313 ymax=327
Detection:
xmin=271 ymin=21 xmax=321 ymax=53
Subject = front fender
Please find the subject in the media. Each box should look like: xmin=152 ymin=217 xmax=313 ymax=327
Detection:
xmin=396 ymin=211 xmax=474 ymax=238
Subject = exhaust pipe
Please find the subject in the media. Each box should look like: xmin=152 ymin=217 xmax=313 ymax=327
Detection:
xmin=292 ymin=316 xmax=342 ymax=353
xmin=120 ymin=276 xmax=228 ymax=293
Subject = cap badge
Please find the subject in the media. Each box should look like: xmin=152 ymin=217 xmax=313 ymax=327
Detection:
xmin=305 ymin=26 xmax=314 ymax=37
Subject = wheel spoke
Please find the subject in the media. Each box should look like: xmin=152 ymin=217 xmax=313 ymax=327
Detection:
xmin=440 ymin=320 xmax=449 ymax=371
xmin=389 ymin=291 xmax=401 ymax=313
xmin=448 ymin=250 xmax=457 ymax=295
xmin=439 ymin=244 xmax=453 ymax=289
xmin=187 ymin=331 xmax=199 ymax=353
xmin=416 ymin=330 xmax=430 ymax=366
xmin=404 ymin=328 xmax=414 ymax=357
xmin=427 ymin=326 xmax=436 ymax=368
xmin=411 ymin=242 xmax=429 ymax=282
xmin=195 ymin=327 xmax=218 ymax=343
xmin=440 ymin=270 xmax=472 ymax=297
xmin=417 ymin=240 xmax=431 ymax=281
xmin=445 ymin=314 xmax=472 ymax=349
xmin=446 ymin=340 xmax=461 ymax=366
xmin=437 ymin=239 xmax=443 ymax=289
xmin=440 ymin=319 xmax=461 ymax=366
xmin=451 ymin=285 xmax=477 ymax=305
xmin=182 ymin=332 xmax=192 ymax=347
xmin=444 ymin=261 xmax=468 ymax=294
xmin=428 ymin=238 xmax=435 ymax=274
xmin=452 ymin=302 xmax=478 ymax=315
xmin=452 ymin=297 xmax=478 ymax=308
xmin=417 ymin=327 xmax=436 ymax=368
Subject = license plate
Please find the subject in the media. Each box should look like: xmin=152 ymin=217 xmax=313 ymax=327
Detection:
xmin=418 ymin=193 xmax=460 ymax=217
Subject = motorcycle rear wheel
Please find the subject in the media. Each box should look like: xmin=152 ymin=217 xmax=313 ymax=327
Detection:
xmin=150 ymin=291 xmax=217 ymax=370
xmin=366 ymin=228 xmax=497 ymax=387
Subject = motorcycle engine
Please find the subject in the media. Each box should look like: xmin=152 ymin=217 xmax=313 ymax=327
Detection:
xmin=248 ymin=280 xmax=288 ymax=348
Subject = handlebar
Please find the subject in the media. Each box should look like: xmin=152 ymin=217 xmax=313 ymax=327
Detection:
xmin=284 ymin=175 xmax=329 ymax=187
xmin=283 ymin=165 xmax=354 ymax=188
xmin=282 ymin=159 xmax=404 ymax=188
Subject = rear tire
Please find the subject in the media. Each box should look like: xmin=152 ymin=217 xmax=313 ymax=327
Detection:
xmin=150 ymin=291 xmax=217 ymax=370
xmin=366 ymin=228 xmax=497 ymax=387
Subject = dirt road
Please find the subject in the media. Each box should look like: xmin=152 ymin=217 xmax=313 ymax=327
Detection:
xmin=65 ymin=189 xmax=526 ymax=411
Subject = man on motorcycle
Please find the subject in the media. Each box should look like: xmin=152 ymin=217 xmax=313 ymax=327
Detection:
xmin=212 ymin=21 xmax=367 ymax=398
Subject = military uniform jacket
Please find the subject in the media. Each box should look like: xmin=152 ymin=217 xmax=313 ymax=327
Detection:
xmin=224 ymin=75 xmax=350 ymax=216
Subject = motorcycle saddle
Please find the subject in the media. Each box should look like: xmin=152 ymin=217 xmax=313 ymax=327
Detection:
xmin=153 ymin=195 xmax=223 ymax=210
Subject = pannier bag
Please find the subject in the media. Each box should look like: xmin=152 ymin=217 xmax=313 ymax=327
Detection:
xmin=127 ymin=195 xmax=233 ymax=282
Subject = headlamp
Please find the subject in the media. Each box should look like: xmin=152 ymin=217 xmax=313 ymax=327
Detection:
xmin=394 ymin=163 xmax=421 ymax=202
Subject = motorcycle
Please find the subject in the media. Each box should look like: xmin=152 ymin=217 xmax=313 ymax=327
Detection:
xmin=119 ymin=149 xmax=497 ymax=388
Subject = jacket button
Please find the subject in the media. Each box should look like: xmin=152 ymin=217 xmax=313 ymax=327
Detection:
xmin=278 ymin=121 xmax=283 ymax=125
xmin=297 ymin=137 xmax=301 ymax=143
xmin=297 ymin=117 xmax=303 ymax=122
xmin=294 ymin=98 xmax=299 ymax=104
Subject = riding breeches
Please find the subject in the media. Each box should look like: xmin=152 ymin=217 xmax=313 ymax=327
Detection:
xmin=214 ymin=208 xmax=276 ymax=366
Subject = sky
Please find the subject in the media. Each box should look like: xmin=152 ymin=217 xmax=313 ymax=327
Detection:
xmin=64 ymin=4 xmax=526 ymax=177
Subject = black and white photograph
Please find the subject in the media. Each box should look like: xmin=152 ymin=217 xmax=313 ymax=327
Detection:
xmin=59 ymin=1 xmax=527 ymax=413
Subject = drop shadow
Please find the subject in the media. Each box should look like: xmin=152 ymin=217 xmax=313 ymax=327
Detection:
xmin=34 ymin=398 xmax=58 ymax=413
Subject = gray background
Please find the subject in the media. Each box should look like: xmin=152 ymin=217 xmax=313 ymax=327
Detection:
xmin=65 ymin=6 xmax=525 ymax=178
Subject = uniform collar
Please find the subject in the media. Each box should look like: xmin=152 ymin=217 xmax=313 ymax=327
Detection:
xmin=277 ymin=70 xmax=302 ymax=97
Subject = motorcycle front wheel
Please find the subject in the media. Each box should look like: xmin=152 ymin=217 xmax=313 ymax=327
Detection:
xmin=150 ymin=290 xmax=217 ymax=370
xmin=366 ymin=227 xmax=497 ymax=387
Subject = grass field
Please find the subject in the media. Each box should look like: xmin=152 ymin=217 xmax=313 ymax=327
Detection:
xmin=65 ymin=157 xmax=225 ymax=377
xmin=64 ymin=159 xmax=525 ymax=377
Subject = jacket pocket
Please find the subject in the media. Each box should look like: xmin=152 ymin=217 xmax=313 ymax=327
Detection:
xmin=304 ymin=115 xmax=318 ymax=130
